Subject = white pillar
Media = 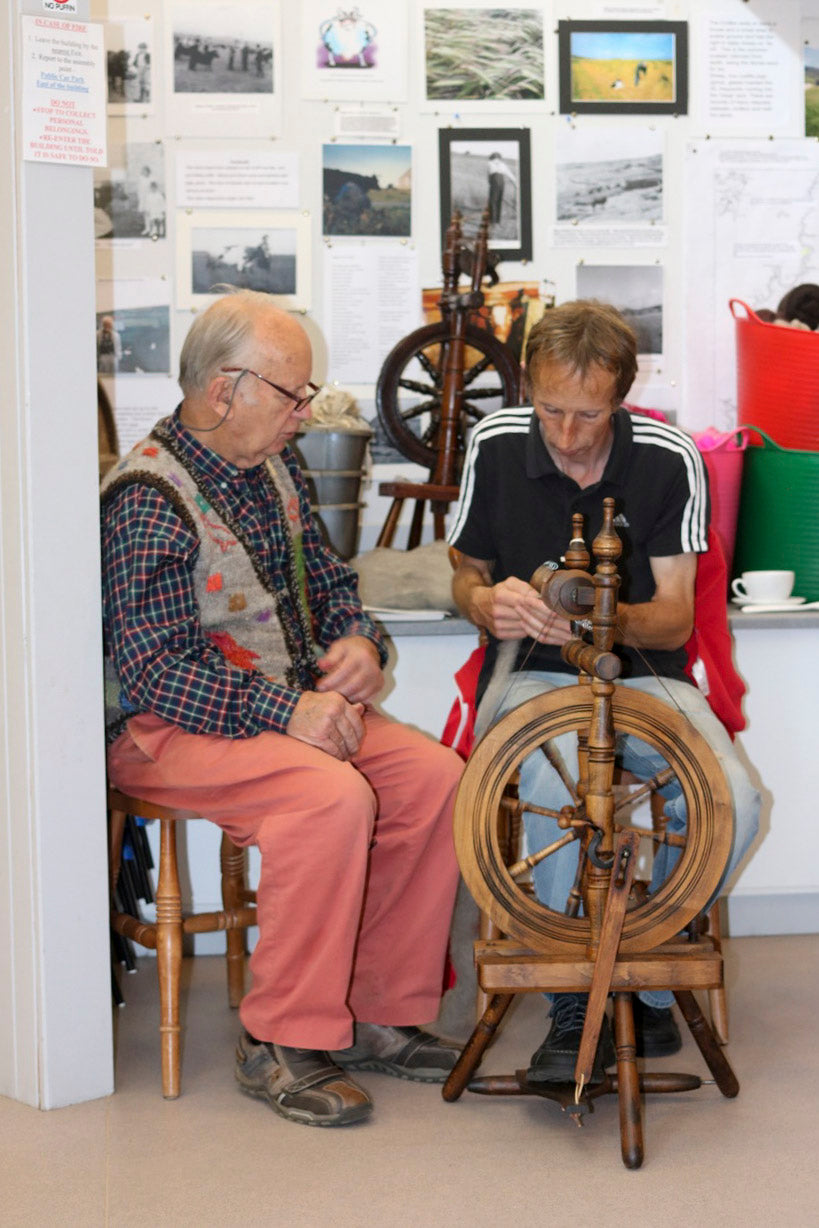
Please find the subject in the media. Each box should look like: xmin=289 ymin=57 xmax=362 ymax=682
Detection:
xmin=0 ymin=0 xmax=113 ymax=1107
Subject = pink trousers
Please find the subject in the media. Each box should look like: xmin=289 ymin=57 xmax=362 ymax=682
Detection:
xmin=108 ymin=708 xmax=462 ymax=1050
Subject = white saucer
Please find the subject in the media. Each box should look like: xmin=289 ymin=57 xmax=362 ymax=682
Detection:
xmin=731 ymin=595 xmax=805 ymax=606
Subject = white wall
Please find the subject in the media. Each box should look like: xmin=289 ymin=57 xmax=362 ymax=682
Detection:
xmin=0 ymin=0 xmax=113 ymax=1108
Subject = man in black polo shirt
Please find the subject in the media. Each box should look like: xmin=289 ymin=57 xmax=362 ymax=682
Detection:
xmin=448 ymin=299 xmax=759 ymax=1083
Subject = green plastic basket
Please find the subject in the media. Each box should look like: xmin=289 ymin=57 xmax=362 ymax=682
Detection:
xmin=732 ymin=426 xmax=819 ymax=601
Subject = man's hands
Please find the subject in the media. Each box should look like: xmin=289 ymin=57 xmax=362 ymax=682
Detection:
xmin=469 ymin=575 xmax=573 ymax=645
xmin=285 ymin=637 xmax=384 ymax=761
xmin=453 ymin=556 xmax=573 ymax=646
xmin=286 ymin=691 xmax=366 ymax=760
xmin=314 ymin=636 xmax=384 ymax=702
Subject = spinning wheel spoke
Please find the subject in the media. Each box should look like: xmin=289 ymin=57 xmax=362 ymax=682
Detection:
xmin=396 ymin=378 xmax=440 ymax=400
xmin=507 ymin=830 xmax=579 ymax=881
xmin=538 ymin=738 xmax=581 ymax=805
xmin=395 ymin=397 xmax=439 ymax=423
xmin=462 ymin=385 xmax=510 ymax=401
xmin=616 ymin=821 xmax=687 ymax=850
xmin=415 ymin=349 xmax=441 ymax=381
xmin=612 ymin=767 xmax=675 ymax=815
xmin=464 ymin=353 xmax=495 ymax=383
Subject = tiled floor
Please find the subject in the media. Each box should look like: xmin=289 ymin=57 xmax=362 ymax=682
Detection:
xmin=2 ymin=933 xmax=817 ymax=1227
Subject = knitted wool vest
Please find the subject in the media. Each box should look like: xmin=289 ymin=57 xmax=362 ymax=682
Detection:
xmin=101 ymin=422 xmax=318 ymax=737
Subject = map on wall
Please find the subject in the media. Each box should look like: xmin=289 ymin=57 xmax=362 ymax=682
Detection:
xmin=683 ymin=139 xmax=819 ymax=433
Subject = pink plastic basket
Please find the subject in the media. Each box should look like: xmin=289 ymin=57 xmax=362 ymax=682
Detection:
xmin=693 ymin=428 xmax=749 ymax=575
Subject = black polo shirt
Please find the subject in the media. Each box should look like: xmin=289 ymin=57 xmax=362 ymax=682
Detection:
xmin=448 ymin=406 xmax=710 ymax=690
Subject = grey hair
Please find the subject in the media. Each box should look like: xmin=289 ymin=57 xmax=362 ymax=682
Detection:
xmin=178 ymin=287 xmax=273 ymax=395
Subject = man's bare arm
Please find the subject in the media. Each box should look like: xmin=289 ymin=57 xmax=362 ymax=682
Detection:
xmin=615 ymin=552 xmax=697 ymax=650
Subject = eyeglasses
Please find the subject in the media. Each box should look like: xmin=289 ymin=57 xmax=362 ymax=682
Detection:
xmin=221 ymin=368 xmax=321 ymax=413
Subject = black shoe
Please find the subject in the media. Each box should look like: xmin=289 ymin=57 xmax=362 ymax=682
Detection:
xmin=526 ymin=994 xmax=615 ymax=1085
xmin=632 ymin=999 xmax=682 ymax=1057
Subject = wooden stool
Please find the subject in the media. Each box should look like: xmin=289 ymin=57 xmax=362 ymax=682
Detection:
xmin=108 ymin=788 xmax=257 ymax=1099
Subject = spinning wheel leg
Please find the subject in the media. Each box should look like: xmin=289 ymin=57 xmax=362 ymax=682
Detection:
xmin=675 ymin=990 xmax=739 ymax=1098
xmin=442 ymin=993 xmax=514 ymax=1102
xmin=613 ymin=993 xmax=644 ymax=1170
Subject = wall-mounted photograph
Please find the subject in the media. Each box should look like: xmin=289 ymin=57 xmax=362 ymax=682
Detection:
xmin=96 ymin=306 xmax=171 ymax=375
xmin=176 ymin=210 xmax=310 ymax=309
xmin=171 ymin=2 xmax=274 ymax=94
xmin=575 ymin=263 xmax=664 ymax=356
xmin=805 ymin=39 xmax=819 ymax=136
xmin=322 ymin=144 xmax=411 ymax=237
xmin=556 ymin=127 xmax=663 ymax=225
xmin=422 ymin=5 xmax=545 ymax=103
xmin=558 ymin=20 xmax=688 ymax=116
xmin=439 ymin=127 xmax=532 ymax=261
xmin=93 ymin=142 xmax=166 ymax=242
xmin=106 ymin=18 xmax=154 ymax=115
xmin=301 ymin=0 xmax=408 ymax=101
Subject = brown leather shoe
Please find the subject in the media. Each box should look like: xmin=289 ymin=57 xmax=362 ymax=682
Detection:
xmin=235 ymin=1032 xmax=373 ymax=1127
xmin=329 ymin=1023 xmax=462 ymax=1083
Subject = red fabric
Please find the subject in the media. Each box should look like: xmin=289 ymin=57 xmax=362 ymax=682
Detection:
xmin=683 ymin=527 xmax=746 ymax=735
xmin=440 ymin=645 xmax=487 ymax=761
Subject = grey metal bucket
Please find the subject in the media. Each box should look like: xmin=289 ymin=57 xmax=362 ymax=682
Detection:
xmin=293 ymin=429 xmax=370 ymax=472
xmin=310 ymin=502 xmax=364 ymax=561
xmin=293 ymin=428 xmax=370 ymax=559
xmin=302 ymin=469 xmax=363 ymax=505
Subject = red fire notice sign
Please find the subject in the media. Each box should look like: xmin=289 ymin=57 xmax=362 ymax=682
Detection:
xmin=22 ymin=16 xmax=107 ymax=167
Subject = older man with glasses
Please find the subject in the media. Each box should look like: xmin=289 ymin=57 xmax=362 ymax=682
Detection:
xmin=101 ymin=288 xmax=463 ymax=1127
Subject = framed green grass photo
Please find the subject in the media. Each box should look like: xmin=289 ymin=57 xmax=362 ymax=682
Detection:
xmin=558 ymin=20 xmax=688 ymax=117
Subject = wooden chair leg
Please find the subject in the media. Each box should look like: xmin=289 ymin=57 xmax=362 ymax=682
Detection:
xmin=407 ymin=498 xmax=426 ymax=549
xmin=220 ymin=832 xmax=248 ymax=1009
xmin=155 ymin=818 xmax=184 ymax=1099
xmin=376 ymin=497 xmax=404 ymax=547
xmin=706 ymin=900 xmax=729 ymax=1044
xmin=613 ymin=992 xmax=644 ymax=1170
xmin=108 ymin=806 xmax=127 ymax=898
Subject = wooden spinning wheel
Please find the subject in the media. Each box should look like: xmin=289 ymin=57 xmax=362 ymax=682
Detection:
xmin=443 ymin=500 xmax=740 ymax=1169
xmin=376 ymin=320 xmax=520 ymax=472
xmin=455 ymin=685 xmax=733 ymax=956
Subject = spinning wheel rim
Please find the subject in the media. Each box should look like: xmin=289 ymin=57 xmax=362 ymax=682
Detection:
xmin=455 ymin=685 xmax=734 ymax=954
xmin=375 ymin=320 xmax=520 ymax=469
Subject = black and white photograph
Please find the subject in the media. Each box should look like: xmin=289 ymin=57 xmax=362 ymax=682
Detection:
xmin=93 ymin=142 xmax=166 ymax=242
xmin=439 ymin=127 xmax=532 ymax=260
xmin=172 ymin=2 xmax=274 ymax=94
xmin=95 ymin=305 xmax=171 ymax=375
xmin=556 ymin=127 xmax=663 ymax=224
xmin=423 ymin=5 xmax=545 ymax=103
xmin=576 ymin=264 xmax=663 ymax=355
xmin=322 ymin=144 xmax=411 ymax=237
xmin=558 ymin=20 xmax=688 ymax=116
xmin=176 ymin=210 xmax=310 ymax=310
xmin=106 ymin=18 xmax=154 ymax=115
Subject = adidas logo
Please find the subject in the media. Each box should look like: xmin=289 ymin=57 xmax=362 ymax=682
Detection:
xmin=613 ymin=513 xmax=630 ymax=527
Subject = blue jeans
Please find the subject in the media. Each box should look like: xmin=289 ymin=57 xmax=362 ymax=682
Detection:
xmin=480 ymin=670 xmax=761 ymax=1008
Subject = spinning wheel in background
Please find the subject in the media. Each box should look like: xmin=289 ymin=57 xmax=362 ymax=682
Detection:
xmin=375 ymin=319 xmax=520 ymax=472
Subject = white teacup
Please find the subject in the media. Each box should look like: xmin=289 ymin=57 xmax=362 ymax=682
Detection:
xmin=731 ymin=569 xmax=795 ymax=603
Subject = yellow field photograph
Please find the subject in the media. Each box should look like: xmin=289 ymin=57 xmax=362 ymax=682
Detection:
xmin=558 ymin=22 xmax=687 ymax=114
